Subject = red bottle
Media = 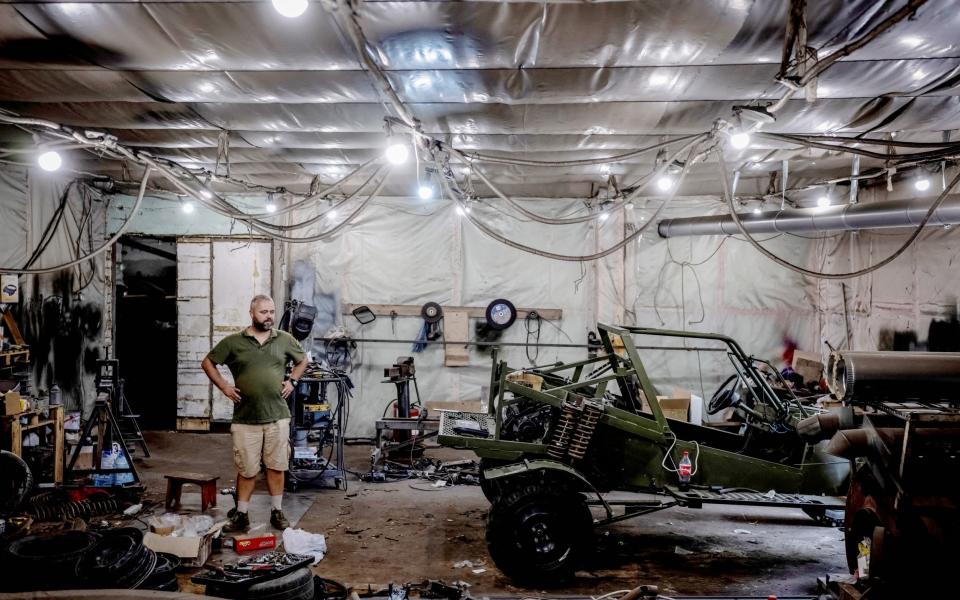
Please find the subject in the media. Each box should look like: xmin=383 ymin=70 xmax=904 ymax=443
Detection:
xmin=678 ymin=450 xmax=692 ymax=490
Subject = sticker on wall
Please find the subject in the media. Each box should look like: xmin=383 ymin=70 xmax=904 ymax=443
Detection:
xmin=1 ymin=274 xmax=19 ymax=303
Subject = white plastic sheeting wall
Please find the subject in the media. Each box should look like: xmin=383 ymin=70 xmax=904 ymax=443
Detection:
xmin=0 ymin=164 xmax=110 ymax=416
xmin=84 ymin=186 xmax=960 ymax=435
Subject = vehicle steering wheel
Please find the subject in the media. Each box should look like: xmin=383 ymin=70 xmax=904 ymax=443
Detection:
xmin=708 ymin=374 xmax=741 ymax=415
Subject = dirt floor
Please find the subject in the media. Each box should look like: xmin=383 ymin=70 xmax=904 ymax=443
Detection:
xmin=138 ymin=431 xmax=847 ymax=598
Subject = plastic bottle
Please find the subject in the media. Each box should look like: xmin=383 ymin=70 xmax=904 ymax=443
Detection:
xmin=678 ymin=450 xmax=693 ymax=490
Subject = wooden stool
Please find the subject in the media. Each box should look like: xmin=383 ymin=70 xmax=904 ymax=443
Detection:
xmin=164 ymin=472 xmax=219 ymax=512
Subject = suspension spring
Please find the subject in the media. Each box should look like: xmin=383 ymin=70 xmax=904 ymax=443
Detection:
xmin=568 ymin=401 xmax=602 ymax=460
xmin=29 ymin=497 xmax=120 ymax=521
xmin=547 ymin=400 xmax=581 ymax=460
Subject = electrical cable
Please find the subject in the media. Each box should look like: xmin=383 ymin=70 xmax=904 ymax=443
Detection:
xmin=466 ymin=134 xmax=703 ymax=168
xmin=524 ymin=312 xmax=541 ymax=364
xmin=717 ymin=148 xmax=960 ymax=280
xmin=444 ymin=137 xmax=707 ymax=262
xmin=0 ymin=167 xmax=153 ymax=274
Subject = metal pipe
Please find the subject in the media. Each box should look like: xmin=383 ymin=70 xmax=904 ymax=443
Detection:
xmin=313 ymin=336 xmax=727 ymax=352
xmin=657 ymin=196 xmax=960 ymax=238
xmin=827 ymin=350 xmax=960 ymax=402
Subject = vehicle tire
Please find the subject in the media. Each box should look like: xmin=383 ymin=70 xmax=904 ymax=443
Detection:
xmin=4 ymin=530 xmax=99 ymax=591
xmin=478 ymin=459 xmax=508 ymax=503
xmin=486 ymin=482 xmax=592 ymax=585
xmin=0 ymin=450 xmax=33 ymax=513
xmin=205 ymin=567 xmax=314 ymax=600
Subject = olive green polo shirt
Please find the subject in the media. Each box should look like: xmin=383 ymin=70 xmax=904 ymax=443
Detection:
xmin=206 ymin=328 xmax=306 ymax=424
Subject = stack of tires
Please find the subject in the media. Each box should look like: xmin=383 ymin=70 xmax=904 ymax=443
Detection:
xmin=1 ymin=530 xmax=99 ymax=591
xmin=0 ymin=527 xmax=181 ymax=592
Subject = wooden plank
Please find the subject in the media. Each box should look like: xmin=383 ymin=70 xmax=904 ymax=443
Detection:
xmin=177 ymin=417 xmax=210 ymax=432
xmin=443 ymin=310 xmax=470 ymax=367
xmin=11 ymin=416 xmax=21 ymax=456
xmin=53 ymin=405 xmax=63 ymax=484
xmin=343 ymin=303 xmax=562 ymax=320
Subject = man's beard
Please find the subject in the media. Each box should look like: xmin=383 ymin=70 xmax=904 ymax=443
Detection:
xmin=253 ymin=319 xmax=273 ymax=332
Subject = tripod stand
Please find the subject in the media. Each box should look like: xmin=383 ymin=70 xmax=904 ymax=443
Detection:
xmin=65 ymin=395 xmax=141 ymax=487
xmin=96 ymin=359 xmax=150 ymax=457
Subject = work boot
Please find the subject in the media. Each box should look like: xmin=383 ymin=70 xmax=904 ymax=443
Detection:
xmin=223 ymin=511 xmax=250 ymax=533
xmin=270 ymin=509 xmax=290 ymax=530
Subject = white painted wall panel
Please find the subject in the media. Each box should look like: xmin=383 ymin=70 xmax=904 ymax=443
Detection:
xmin=176 ymin=240 xmax=211 ymax=420
xmin=210 ymin=240 xmax=273 ymax=421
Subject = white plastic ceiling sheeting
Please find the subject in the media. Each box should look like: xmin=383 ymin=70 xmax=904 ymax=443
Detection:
xmin=1 ymin=0 xmax=959 ymax=197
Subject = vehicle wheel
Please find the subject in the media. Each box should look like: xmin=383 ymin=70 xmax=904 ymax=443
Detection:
xmin=0 ymin=450 xmax=33 ymax=513
xmin=205 ymin=567 xmax=314 ymax=600
xmin=478 ymin=459 xmax=509 ymax=503
xmin=486 ymin=483 xmax=592 ymax=585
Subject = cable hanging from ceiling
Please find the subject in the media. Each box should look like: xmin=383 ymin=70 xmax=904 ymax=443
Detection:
xmin=0 ymin=168 xmax=153 ymax=275
xmin=440 ymin=136 xmax=709 ymax=262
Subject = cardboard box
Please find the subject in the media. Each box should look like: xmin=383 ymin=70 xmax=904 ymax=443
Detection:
xmin=792 ymin=350 xmax=824 ymax=384
xmin=143 ymin=521 xmax=227 ymax=567
xmin=3 ymin=391 xmax=23 ymax=416
xmin=234 ymin=533 xmax=276 ymax=554
xmin=656 ymin=396 xmax=690 ymax=422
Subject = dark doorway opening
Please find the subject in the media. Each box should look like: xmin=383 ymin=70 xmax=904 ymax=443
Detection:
xmin=114 ymin=236 xmax=177 ymax=430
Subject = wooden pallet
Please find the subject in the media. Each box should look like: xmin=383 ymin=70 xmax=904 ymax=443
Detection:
xmin=2 ymin=405 xmax=64 ymax=484
xmin=0 ymin=348 xmax=30 ymax=367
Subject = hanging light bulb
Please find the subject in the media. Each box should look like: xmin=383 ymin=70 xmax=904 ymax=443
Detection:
xmin=464 ymin=203 xmax=472 ymax=214
xmin=455 ymin=205 xmax=465 ymax=216
xmin=753 ymin=206 xmax=762 ymax=215
xmin=915 ymin=178 xmax=931 ymax=191
xmin=272 ymin=0 xmax=308 ymax=18
xmin=385 ymin=143 xmax=409 ymax=165
xmin=817 ymin=196 xmax=831 ymax=208
xmin=265 ymin=202 xmax=277 ymax=213
xmin=200 ymin=189 xmax=213 ymax=199
xmin=625 ymin=202 xmax=635 ymax=210
xmin=37 ymin=150 xmax=62 ymax=172
xmin=598 ymin=212 xmax=609 ymax=222
xmin=417 ymin=185 xmax=434 ymax=200
xmin=729 ymin=131 xmax=751 ymax=149
xmin=657 ymin=176 xmax=674 ymax=191
xmin=326 ymin=209 xmax=337 ymax=220
xmin=181 ymin=201 xmax=195 ymax=214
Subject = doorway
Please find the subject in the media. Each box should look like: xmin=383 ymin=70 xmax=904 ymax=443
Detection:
xmin=114 ymin=236 xmax=177 ymax=430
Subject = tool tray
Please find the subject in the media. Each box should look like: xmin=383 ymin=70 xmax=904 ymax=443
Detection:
xmin=191 ymin=551 xmax=314 ymax=590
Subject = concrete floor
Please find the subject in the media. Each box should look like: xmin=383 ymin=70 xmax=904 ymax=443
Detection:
xmin=137 ymin=431 xmax=847 ymax=597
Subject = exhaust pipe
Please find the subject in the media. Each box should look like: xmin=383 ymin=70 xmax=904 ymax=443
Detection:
xmin=657 ymin=196 xmax=960 ymax=238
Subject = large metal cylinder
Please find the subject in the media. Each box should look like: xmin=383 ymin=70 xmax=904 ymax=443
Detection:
xmin=827 ymin=350 xmax=960 ymax=401
xmin=657 ymin=197 xmax=960 ymax=238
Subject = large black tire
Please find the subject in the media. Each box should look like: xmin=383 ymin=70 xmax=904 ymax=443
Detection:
xmin=205 ymin=567 xmax=314 ymax=600
xmin=3 ymin=530 xmax=99 ymax=591
xmin=478 ymin=459 xmax=508 ymax=503
xmin=486 ymin=483 xmax=592 ymax=585
xmin=0 ymin=450 xmax=33 ymax=513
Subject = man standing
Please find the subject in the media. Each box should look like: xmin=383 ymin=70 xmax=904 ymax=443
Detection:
xmin=201 ymin=295 xmax=308 ymax=531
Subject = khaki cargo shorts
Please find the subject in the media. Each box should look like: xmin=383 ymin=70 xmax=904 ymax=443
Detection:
xmin=230 ymin=419 xmax=290 ymax=478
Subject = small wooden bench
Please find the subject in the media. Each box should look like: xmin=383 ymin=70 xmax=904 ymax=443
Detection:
xmin=164 ymin=472 xmax=219 ymax=512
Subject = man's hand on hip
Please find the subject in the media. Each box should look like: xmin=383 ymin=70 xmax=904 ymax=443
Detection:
xmin=220 ymin=385 xmax=243 ymax=404
xmin=281 ymin=380 xmax=294 ymax=399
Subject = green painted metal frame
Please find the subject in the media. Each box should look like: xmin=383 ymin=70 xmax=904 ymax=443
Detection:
xmin=439 ymin=323 xmax=848 ymax=509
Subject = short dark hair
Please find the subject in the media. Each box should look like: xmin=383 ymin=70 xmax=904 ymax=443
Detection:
xmin=250 ymin=295 xmax=274 ymax=310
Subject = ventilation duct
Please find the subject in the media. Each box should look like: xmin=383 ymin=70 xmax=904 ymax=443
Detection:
xmin=657 ymin=196 xmax=960 ymax=238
